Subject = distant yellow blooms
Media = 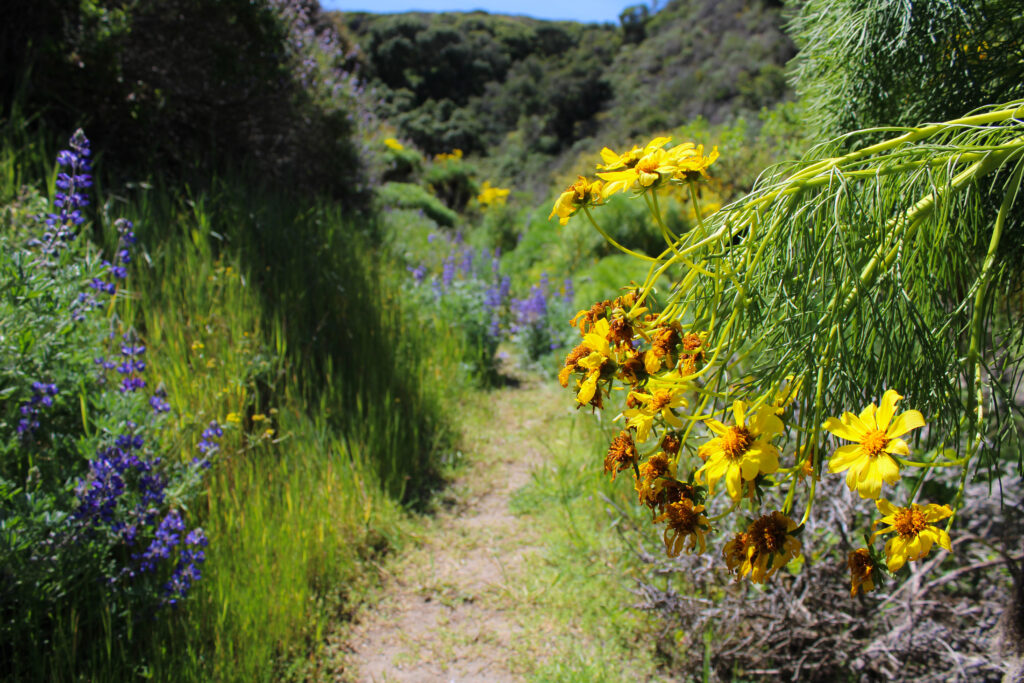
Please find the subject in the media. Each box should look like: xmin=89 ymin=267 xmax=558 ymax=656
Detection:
xmin=434 ymin=149 xmax=463 ymax=163
xmin=477 ymin=180 xmax=510 ymax=207
xmin=383 ymin=137 xmax=404 ymax=151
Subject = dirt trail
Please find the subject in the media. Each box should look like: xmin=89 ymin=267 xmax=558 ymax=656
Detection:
xmin=334 ymin=369 xmax=569 ymax=682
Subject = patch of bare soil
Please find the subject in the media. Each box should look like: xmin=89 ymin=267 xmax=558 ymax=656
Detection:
xmin=324 ymin=368 xmax=569 ymax=682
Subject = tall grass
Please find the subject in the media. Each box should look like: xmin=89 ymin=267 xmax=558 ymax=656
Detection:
xmin=1 ymin=116 xmax=461 ymax=680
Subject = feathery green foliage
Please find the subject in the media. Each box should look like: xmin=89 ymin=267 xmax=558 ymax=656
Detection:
xmin=788 ymin=0 xmax=1024 ymax=137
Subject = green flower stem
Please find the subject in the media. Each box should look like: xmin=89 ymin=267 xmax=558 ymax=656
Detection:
xmin=648 ymin=190 xmax=680 ymax=244
xmin=687 ymin=180 xmax=706 ymax=232
xmin=582 ymin=205 xmax=659 ymax=263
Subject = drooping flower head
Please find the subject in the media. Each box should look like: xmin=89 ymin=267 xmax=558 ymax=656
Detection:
xmin=744 ymin=511 xmax=802 ymax=583
xmin=847 ymin=548 xmax=878 ymax=597
xmin=656 ymin=497 xmax=708 ymax=557
xmin=604 ymin=430 xmax=638 ymax=480
xmin=696 ymin=401 xmax=783 ymax=501
xmin=635 ymin=452 xmax=676 ymax=511
xmin=872 ymin=500 xmax=953 ymax=572
xmin=549 ymin=176 xmax=604 ymax=225
xmin=823 ymin=389 xmax=925 ymax=499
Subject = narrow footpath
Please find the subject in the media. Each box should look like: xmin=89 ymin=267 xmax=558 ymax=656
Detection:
xmin=316 ymin=361 xmax=671 ymax=682
xmin=338 ymin=369 xmax=564 ymax=681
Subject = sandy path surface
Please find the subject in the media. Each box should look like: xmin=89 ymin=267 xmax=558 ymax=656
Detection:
xmin=333 ymin=372 xmax=567 ymax=682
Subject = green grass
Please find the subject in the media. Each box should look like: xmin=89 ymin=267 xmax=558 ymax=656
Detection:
xmin=1 ymin=120 xmax=464 ymax=680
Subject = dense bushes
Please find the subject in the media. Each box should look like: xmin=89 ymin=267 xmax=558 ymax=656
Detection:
xmin=2 ymin=0 xmax=366 ymax=201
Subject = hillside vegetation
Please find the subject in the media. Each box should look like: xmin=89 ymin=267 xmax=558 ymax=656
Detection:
xmin=3 ymin=0 xmax=1023 ymax=680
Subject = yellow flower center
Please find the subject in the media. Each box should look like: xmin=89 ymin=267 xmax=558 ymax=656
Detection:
xmin=650 ymin=390 xmax=673 ymax=412
xmin=893 ymin=507 xmax=928 ymax=537
xmin=637 ymin=157 xmax=661 ymax=174
xmin=720 ymin=426 xmax=752 ymax=460
xmin=861 ymin=429 xmax=889 ymax=458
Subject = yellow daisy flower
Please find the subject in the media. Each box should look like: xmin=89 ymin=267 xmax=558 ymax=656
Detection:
xmin=723 ymin=531 xmax=754 ymax=578
xmin=598 ymin=147 xmax=676 ymax=198
xmin=574 ymin=318 xmax=613 ymax=405
xmin=695 ymin=401 xmax=783 ymax=501
xmin=872 ymin=500 xmax=953 ymax=572
xmin=723 ymin=512 xmax=801 ymax=583
xmin=823 ymin=389 xmax=925 ymax=499
xmin=670 ymin=143 xmax=719 ymax=181
xmin=622 ymin=386 xmax=687 ymax=443
xmin=596 ymin=136 xmax=671 ymax=172
xmin=549 ymin=175 xmax=603 ymax=225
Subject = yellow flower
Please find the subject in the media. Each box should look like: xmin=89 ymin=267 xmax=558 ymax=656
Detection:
xmin=622 ymin=385 xmax=687 ymax=443
xmin=574 ymin=318 xmax=613 ymax=405
xmin=434 ymin=149 xmax=463 ymax=162
xmin=225 ymin=412 xmax=242 ymax=424
xmin=847 ymin=548 xmax=877 ymax=597
xmin=769 ymin=375 xmax=803 ymax=415
xmin=872 ymin=500 xmax=953 ymax=572
xmin=190 ymin=341 xmax=205 ymax=352
xmin=477 ymin=180 xmax=510 ymax=207
xmin=656 ymin=498 xmax=708 ymax=557
xmin=696 ymin=401 xmax=783 ymax=500
xmin=670 ymin=143 xmax=719 ymax=181
xmin=723 ymin=531 xmax=754 ymax=578
xmin=598 ymin=147 xmax=676 ymax=198
xmin=549 ymin=176 xmax=604 ymax=226
xmin=823 ymin=389 xmax=925 ymax=499
xmin=383 ymin=137 xmax=404 ymax=151
xmin=252 ymin=413 xmax=267 ymax=422
xmin=597 ymin=136 xmax=671 ymax=171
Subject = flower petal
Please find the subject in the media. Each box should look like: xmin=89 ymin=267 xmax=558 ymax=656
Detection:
xmin=876 ymin=390 xmax=902 ymax=430
xmin=828 ymin=444 xmax=863 ymax=473
xmin=886 ymin=410 xmax=925 ymax=439
xmin=883 ymin=438 xmax=911 ymax=456
xmin=823 ymin=416 xmax=863 ymax=442
xmin=874 ymin=454 xmax=901 ymax=485
xmin=859 ymin=403 xmax=879 ymax=430
xmin=725 ymin=465 xmax=743 ymax=500
xmin=876 ymin=499 xmax=898 ymax=517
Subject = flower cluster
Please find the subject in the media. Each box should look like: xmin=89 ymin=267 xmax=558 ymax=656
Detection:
xmin=551 ymin=139 xmax=954 ymax=594
xmin=559 ymin=288 xmax=953 ymax=592
xmin=16 ymin=130 xmax=213 ymax=613
xmin=29 ymin=129 xmax=92 ymax=256
xmin=16 ymin=381 xmax=59 ymax=437
xmin=548 ymin=136 xmax=719 ymax=226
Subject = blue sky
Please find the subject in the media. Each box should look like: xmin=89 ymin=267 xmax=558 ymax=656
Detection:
xmin=320 ymin=0 xmax=628 ymax=24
